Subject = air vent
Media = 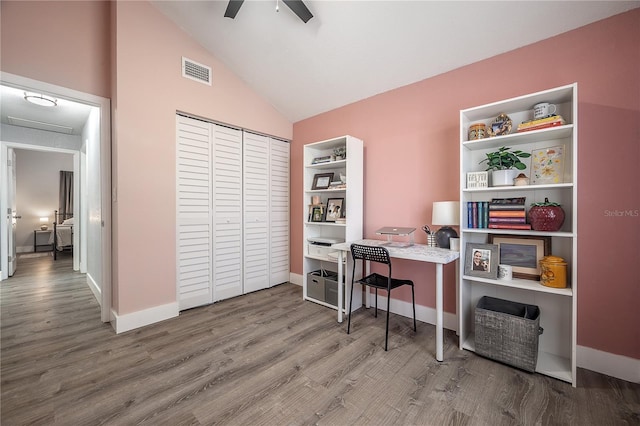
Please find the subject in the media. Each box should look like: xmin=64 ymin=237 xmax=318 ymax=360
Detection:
xmin=182 ymin=57 xmax=212 ymax=86
xmin=7 ymin=116 xmax=74 ymax=134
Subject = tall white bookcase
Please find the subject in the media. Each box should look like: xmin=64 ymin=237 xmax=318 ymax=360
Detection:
xmin=458 ymin=84 xmax=578 ymax=385
xmin=302 ymin=136 xmax=363 ymax=315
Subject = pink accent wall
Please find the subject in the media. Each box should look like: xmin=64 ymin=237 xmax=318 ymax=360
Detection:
xmin=0 ymin=1 xmax=111 ymax=98
xmin=292 ymin=10 xmax=640 ymax=359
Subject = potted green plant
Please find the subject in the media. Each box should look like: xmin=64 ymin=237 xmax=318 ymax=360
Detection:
xmin=479 ymin=146 xmax=531 ymax=186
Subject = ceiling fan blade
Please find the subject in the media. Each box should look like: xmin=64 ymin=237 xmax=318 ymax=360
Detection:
xmin=282 ymin=0 xmax=313 ymax=23
xmin=224 ymin=0 xmax=244 ymax=19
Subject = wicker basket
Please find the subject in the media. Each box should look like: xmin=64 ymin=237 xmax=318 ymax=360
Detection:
xmin=474 ymin=296 xmax=543 ymax=372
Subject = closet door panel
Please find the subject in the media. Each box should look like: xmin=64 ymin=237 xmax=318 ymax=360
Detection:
xmin=243 ymin=132 xmax=270 ymax=294
xmin=270 ymin=138 xmax=290 ymax=285
xmin=212 ymin=125 xmax=243 ymax=301
xmin=176 ymin=116 xmax=212 ymax=310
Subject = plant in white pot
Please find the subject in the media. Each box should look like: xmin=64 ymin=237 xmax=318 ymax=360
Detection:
xmin=479 ymin=146 xmax=531 ymax=186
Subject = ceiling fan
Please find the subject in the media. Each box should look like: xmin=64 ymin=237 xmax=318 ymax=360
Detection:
xmin=224 ymin=0 xmax=313 ymax=23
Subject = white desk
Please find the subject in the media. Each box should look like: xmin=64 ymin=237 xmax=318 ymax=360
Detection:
xmin=332 ymin=239 xmax=459 ymax=361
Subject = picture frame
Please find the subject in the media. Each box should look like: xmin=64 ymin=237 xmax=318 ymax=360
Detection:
xmin=530 ymin=145 xmax=565 ymax=185
xmin=311 ymin=172 xmax=334 ymax=190
xmin=324 ymin=198 xmax=344 ymax=222
xmin=310 ymin=206 xmax=324 ymax=222
xmin=466 ymin=171 xmax=489 ymax=189
xmin=488 ymin=234 xmax=551 ymax=280
xmin=464 ymin=243 xmax=499 ymax=279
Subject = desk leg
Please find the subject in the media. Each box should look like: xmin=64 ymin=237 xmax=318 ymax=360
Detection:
xmin=436 ymin=263 xmax=444 ymax=362
xmin=337 ymin=251 xmax=344 ymax=323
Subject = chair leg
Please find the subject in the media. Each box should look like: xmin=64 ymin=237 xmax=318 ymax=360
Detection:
xmin=374 ymin=288 xmax=378 ymax=318
xmin=411 ymin=285 xmax=417 ymax=332
xmin=347 ymin=279 xmax=356 ymax=334
xmin=384 ymin=295 xmax=390 ymax=351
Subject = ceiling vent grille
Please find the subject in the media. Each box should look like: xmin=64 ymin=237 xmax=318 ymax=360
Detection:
xmin=182 ymin=57 xmax=212 ymax=86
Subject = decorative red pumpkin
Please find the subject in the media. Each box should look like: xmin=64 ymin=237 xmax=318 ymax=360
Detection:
xmin=528 ymin=198 xmax=565 ymax=231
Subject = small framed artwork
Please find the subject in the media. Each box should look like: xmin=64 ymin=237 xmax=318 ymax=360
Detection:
xmin=466 ymin=171 xmax=489 ymax=189
xmin=310 ymin=206 xmax=324 ymax=222
xmin=325 ymin=198 xmax=344 ymax=222
xmin=464 ymin=243 xmax=499 ymax=279
xmin=530 ymin=145 xmax=565 ymax=185
xmin=311 ymin=173 xmax=334 ymax=190
xmin=488 ymin=234 xmax=551 ymax=280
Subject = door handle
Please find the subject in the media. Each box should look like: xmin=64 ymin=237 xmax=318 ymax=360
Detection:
xmin=12 ymin=215 xmax=22 ymax=219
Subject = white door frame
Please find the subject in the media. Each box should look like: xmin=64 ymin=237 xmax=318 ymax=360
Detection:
xmin=0 ymin=72 xmax=112 ymax=324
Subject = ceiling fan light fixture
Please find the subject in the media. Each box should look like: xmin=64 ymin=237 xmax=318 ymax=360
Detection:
xmin=24 ymin=92 xmax=57 ymax=107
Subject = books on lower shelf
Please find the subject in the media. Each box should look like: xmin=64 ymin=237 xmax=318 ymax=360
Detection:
xmin=467 ymin=197 xmax=532 ymax=230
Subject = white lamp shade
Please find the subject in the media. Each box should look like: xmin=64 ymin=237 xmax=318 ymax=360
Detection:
xmin=39 ymin=217 xmax=49 ymax=223
xmin=432 ymin=201 xmax=460 ymax=226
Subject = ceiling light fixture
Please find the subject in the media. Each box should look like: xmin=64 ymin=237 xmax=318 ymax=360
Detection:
xmin=24 ymin=92 xmax=57 ymax=107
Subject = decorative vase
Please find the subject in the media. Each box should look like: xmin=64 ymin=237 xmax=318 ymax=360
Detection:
xmin=491 ymin=169 xmax=519 ymax=187
xmin=528 ymin=199 xmax=565 ymax=231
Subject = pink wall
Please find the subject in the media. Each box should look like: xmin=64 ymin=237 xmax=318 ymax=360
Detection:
xmin=0 ymin=1 xmax=111 ymax=98
xmin=111 ymin=1 xmax=292 ymax=314
xmin=292 ymin=10 xmax=640 ymax=359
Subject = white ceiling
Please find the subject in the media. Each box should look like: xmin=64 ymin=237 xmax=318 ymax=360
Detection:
xmin=153 ymin=0 xmax=640 ymax=122
xmin=1 ymin=1 xmax=637 ymax=133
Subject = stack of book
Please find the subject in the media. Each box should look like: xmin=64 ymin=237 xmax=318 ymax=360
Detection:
xmin=488 ymin=197 xmax=531 ymax=230
xmin=516 ymin=115 xmax=566 ymax=132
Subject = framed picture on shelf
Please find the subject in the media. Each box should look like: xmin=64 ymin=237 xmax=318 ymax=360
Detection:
xmin=530 ymin=145 xmax=565 ymax=185
xmin=311 ymin=173 xmax=334 ymax=190
xmin=310 ymin=207 xmax=324 ymax=222
xmin=325 ymin=198 xmax=344 ymax=222
xmin=488 ymin=234 xmax=551 ymax=280
xmin=464 ymin=243 xmax=499 ymax=279
xmin=466 ymin=171 xmax=488 ymax=189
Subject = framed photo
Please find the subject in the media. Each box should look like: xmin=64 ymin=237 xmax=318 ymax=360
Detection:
xmin=310 ymin=206 xmax=324 ymax=222
xmin=311 ymin=173 xmax=333 ymax=190
xmin=325 ymin=198 xmax=344 ymax=222
xmin=464 ymin=243 xmax=499 ymax=279
xmin=488 ymin=234 xmax=551 ymax=280
xmin=466 ymin=171 xmax=488 ymax=189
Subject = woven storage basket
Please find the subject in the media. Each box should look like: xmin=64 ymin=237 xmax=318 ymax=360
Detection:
xmin=475 ymin=296 xmax=543 ymax=372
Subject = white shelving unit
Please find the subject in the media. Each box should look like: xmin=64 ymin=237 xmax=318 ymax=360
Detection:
xmin=302 ymin=136 xmax=363 ymax=317
xmin=458 ymin=84 xmax=578 ymax=385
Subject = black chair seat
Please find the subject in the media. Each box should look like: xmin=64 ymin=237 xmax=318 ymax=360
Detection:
xmin=348 ymin=244 xmax=417 ymax=351
xmin=357 ymin=273 xmax=414 ymax=291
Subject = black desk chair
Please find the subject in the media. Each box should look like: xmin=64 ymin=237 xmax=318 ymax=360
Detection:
xmin=348 ymin=243 xmax=417 ymax=351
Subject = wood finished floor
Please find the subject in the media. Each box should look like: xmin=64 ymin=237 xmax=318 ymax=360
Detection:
xmin=1 ymin=255 xmax=639 ymax=425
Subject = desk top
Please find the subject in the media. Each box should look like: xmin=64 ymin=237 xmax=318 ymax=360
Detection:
xmin=332 ymin=239 xmax=459 ymax=264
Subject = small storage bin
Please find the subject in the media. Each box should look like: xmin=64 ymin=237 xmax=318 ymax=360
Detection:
xmin=307 ymin=270 xmax=337 ymax=302
xmin=324 ymin=275 xmax=345 ymax=308
xmin=475 ymin=296 xmax=543 ymax=372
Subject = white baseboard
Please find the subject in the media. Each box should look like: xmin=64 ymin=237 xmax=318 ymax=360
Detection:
xmin=86 ymin=273 xmax=101 ymax=306
xmin=577 ymin=345 xmax=639 ymax=384
xmin=370 ymin=292 xmax=458 ymax=332
xmin=111 ymin=302 xmax=179 ymax=334
xmin=289 ymin=272 xmax=302 ymax=286
xmin=17 ymin=245 xmax=32 ymax=253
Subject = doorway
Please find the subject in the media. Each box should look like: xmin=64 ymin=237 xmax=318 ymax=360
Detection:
xmin=0 ymin=72 xmax=111 ymax=324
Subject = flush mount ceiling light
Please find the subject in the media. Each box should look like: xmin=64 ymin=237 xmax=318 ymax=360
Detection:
xmin=24 ymin=92 xmax=57 ymax=107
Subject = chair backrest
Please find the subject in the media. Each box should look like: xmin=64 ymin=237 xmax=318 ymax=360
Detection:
xmin=350 ymin=244 xmax=391 ymax=266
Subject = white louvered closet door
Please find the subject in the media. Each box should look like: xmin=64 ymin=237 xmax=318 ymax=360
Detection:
xmin=269 ymin=138 xmax=290 ymax=286
xmin=176 ymin=116 xmax=213 ymax=310
xmin=212 ymin=124 xmax=244 ymax=301
xmin=242 ymin=132 xmax=270 ymax=294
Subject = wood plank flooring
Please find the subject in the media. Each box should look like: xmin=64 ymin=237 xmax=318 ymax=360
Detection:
xmin=2 ymin=255 xmax=639 ymax=425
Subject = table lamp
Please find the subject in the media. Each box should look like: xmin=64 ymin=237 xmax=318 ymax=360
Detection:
xmin=432 ymin=201 xmax=459 ymax=249
xmin=39 ymin=217 xmax=50 ymax=230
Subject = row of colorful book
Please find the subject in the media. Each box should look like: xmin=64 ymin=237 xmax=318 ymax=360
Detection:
xmin=467 ymin=197 xmax=532 ymax=230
